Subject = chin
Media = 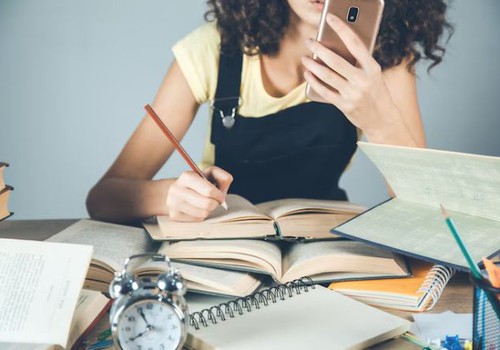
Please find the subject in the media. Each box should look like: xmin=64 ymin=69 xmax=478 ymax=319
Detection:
xmin=288 ymin=0 xmax=324 ymax=28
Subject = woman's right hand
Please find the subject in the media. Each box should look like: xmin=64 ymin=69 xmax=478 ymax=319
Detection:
xmin=166 ymin=166 xmax=233 ymax=222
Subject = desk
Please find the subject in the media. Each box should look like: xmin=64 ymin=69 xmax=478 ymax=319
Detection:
xmin=0 ymin=219 xmax=473 ymax=350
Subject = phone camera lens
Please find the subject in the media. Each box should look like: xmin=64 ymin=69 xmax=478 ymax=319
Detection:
xmin=347 ymin=7 xmax=358 ymax=23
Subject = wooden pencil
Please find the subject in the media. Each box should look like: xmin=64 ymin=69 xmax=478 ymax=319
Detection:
xmin=144 ymin=104 xmax=228 ymax=210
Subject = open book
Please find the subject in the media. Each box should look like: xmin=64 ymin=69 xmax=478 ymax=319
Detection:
xmin=0 ymin=238 xmax=92 ymax=349
xmin=48 ymin=220 xmax=261 ymax=298
xmin=333 ymin=142 xmax=500 ymax=271
xmin=66 ymin=289 xmax=111 ymax=350
xmin=160 ymin=239 xmax=410 ymax=284
xmin=145 ymin=195 xmax=365 ymax=241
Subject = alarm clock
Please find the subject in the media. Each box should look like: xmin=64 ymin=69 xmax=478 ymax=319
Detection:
xmin=109 ymin=253 xmax=188 ymax=350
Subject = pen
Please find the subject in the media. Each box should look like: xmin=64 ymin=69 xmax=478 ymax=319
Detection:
xmin=439 ymin=204 xmax=482 ymax=279
xmin=144 ymin=104 xmax=228 ymax=211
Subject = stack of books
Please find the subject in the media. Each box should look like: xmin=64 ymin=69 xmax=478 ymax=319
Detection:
xmin=49 ymin=194 xmax=413 ymax=298
xmin=0 ymin=162 xmax=13 ymax=220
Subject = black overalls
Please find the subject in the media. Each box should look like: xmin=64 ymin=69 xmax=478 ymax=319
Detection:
xmin=211 ymin=50 xmax=358 ymax=204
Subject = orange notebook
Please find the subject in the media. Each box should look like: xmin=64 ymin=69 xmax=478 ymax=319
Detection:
xmin=328 ymin=259 xmax=454 ymax=312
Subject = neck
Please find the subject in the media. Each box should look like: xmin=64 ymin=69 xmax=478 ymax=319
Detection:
xmin=270 ymin=12 xmax=317 ymax=68
xmin=258 ymin=12 xmax=318 ymax=97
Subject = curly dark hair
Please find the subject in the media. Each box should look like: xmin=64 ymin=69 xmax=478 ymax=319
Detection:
xmin=205 ymin=0 xmax=453 ymax=71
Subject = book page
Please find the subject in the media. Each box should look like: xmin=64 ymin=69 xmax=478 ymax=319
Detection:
xmin=276 ymin=213 xmax=356 ymax=240
xmin=204 ymin=194 xmax=270 ymax=223
xmin=335 ymin=199 xmax=500 ymax=271
xmin=48 ymin=219 xmax=158 ymax=275
xmin=136 ymin=260 xmax=262 ymax=297
xmin=159 ymin=239 xmax=282 ymax=277
xmin=155 ymin=195 xmax=275 ymax=240
xmin=0 ymin=239 xmax=92 ymax=347
xmin=281 ymin=240 xmax=407 ymax=283
xmin=256 ymin=198 xmax=365 ymax=219
xmin=359 ymin=141 xmax=500 ymax=221
xmin=65 ymin=290 xmax=110 ymax=349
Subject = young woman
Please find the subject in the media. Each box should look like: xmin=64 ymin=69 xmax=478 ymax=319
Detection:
xmin=87 ymin=0 xmax=451 ymax=224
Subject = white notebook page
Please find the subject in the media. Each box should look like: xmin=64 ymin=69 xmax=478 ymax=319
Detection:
xmin=186 ymin=285 xmax=410 ymax=350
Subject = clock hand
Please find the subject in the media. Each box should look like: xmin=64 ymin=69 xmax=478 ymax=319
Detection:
xmin=129 ymin=330 xmax=147 ymax=342
xmin=129 ymin=325 xmax=154 ymax=342
xmin=138 ymin=308 xmax=150 ymax=326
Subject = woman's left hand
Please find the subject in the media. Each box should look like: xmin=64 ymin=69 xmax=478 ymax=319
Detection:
xmin=302 ymin=14 xmax=401 ymax=142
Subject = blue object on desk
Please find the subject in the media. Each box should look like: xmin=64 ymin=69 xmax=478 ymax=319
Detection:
xmin=442 ymin=335 xmax=463 ymax=350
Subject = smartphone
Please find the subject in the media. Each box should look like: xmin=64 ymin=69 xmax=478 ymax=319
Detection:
xmin=305 ymin=0 xmax=384 ymax=103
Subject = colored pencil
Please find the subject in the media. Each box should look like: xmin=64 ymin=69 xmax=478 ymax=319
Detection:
xmin=482 ymin=257 xmax=500 ymax=288
xmin=440 ymin=205 xmax=482 ymax=279
xmin=440 ymin=205 xmax=500 ymax=320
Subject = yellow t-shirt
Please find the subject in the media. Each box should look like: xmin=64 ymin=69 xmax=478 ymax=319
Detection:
xmin=172 ymin=22 xmax=310 ymax=170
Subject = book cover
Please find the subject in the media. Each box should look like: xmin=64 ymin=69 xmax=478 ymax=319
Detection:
xmin=329 ymin=259 xmax=454 ymax=311
xmin=333 ymin=142 xmax=500 ymax=272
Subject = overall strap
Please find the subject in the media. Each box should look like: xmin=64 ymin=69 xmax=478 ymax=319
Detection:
xmin=212 ymin=48 xmax=243 ymax=127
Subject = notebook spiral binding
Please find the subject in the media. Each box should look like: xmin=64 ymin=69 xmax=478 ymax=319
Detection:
xmin=417 ymin=265 xmax=455 ymax=310
xmin=189 ymin=277 xmax=315 ymax=330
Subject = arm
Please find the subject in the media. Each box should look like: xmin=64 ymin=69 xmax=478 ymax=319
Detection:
xmin=86 ymin=60 xmax=231 ymax=224
xmin=302 ymin=14 xmax=426 ymax=148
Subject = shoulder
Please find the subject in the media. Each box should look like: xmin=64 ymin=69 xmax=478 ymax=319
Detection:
xmin=172 ymin=22 xmax=221 ymax=103
xmin=174 ymin=22 xmax=220 ymax=55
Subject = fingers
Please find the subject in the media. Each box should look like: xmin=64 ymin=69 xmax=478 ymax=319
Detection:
xmin=326 ymin=14 xmax=377 ymax=72
xmin=304 ymin=70 xmax=343 ymax=106
xmin=167 ymin=168 xmax=233 ymax=221
xmin=302 ymin=56 xmax=348 ymax=95
xmin=204 ymin=166 xmax=233 ymax=195
xmin=305 ymin=38 xmax=358 ymax=81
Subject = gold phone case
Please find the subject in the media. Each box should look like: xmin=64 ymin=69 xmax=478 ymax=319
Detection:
xmin=305 ymin=0 xmax=384 ymax=103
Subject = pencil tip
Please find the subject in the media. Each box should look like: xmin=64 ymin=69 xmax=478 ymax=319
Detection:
xmin=221 ymin=201 xmax=228 ymax=211
xmin=439 ymin=204 xmax=448 ymax=218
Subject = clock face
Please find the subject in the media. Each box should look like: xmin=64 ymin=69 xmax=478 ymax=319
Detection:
xmin=117 ymin=299 xmax=183 ymax=350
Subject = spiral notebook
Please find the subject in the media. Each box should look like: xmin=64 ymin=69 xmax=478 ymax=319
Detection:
xmin=329 ymin=260 xmax=455 ymax=312
xmin=186 ymin=280 xmax=411 ymax=350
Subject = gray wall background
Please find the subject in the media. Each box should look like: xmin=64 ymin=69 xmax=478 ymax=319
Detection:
xmin=1 ymin=1 xmax=499 ymax=220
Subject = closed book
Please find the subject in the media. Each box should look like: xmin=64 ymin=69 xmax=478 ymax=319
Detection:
xmin=0 ymin=185 xmax=13 ymax=221
xmin=329 ymin=259 xmax=454 ymax=311
xmin=0 ymin=162 xmax=8 ymax=190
